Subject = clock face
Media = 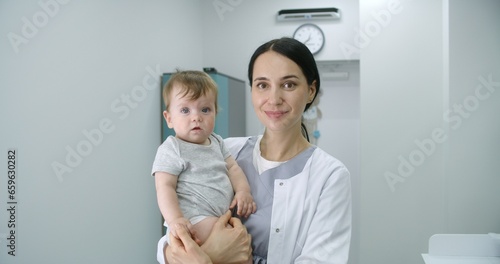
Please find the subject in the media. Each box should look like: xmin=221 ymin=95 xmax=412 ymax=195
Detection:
xmin=293 ymin=23 xmax=325 ymax=55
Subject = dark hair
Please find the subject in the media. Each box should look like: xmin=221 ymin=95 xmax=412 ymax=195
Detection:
xmin=247 ymin=37 xmax=321 ymax=141
xmin=247 ymin=37 xmax=320 ymax=112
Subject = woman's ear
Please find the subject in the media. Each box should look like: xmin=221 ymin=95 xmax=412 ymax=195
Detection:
xmin=308 ymin=80 xmax=317 ymax=102
xmin=163 ymin=110 xmax=173 ymax=129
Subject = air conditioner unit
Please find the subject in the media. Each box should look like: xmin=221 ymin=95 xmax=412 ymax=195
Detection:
xmin=277 ymin=7 xmax=340 ymax=21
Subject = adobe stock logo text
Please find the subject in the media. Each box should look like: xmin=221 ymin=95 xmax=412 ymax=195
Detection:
xmin=7 ymin=0 xmax=70 ymax=54
xmin=384 ymin=74 xmax=499 ymax=192
xmin=51 ymin=64 xmax=161 ymax=182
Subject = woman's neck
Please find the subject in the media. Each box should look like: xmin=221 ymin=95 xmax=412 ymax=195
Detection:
xmin=260 ymin=129 xmax=310 ymax=162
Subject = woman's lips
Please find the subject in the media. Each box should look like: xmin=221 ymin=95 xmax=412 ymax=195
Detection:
xmin=265 ymin=111 xmax=287 ymax=119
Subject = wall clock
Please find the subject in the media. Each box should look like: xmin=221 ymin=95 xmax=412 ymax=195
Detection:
xmin=293 ymin=23 xmax=325 ymax=55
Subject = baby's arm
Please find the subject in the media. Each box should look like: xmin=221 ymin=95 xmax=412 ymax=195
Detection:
xmin=226 ymin=156 xmax=256 ymax=217
xmin=154 ymin=171 xmax=192 ymax=238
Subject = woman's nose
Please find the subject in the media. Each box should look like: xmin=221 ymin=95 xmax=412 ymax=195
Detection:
xmin=268 ymin=88 xmax=283 ymax=105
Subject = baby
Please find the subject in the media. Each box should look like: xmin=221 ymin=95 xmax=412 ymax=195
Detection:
xmin=152 ymin=70 xmax=256 ymax=244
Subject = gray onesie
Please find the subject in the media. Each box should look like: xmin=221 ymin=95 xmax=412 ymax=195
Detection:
xmin=152 ymin=133 xmax=234 ymax=227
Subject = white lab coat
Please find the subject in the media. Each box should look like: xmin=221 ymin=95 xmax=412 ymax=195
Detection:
xmin=225 ymin=137 xmax=352 ymax=264
xmin=155 ymin=137 xmax=352 ymax=264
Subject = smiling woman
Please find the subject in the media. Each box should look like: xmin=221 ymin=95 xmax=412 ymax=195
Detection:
xmin=250 ymin=51 xmax=316 ymax=141
xmin=240 ymin=39 xmax=351 ymax=263
xmin=160 ymin=37 xmax=352 ymax=264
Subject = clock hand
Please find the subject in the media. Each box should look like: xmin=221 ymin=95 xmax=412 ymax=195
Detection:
xmin=304 ymin=34 xmax=311 ymax=44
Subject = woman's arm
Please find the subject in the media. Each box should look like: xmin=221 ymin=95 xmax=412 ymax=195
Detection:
xmin=297 ymin=167 xmax=352 ymax=263
xmin=165 ymin=211 xmax=253 ymax=264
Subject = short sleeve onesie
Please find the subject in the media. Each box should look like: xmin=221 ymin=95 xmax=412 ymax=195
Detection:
xmin=152 ymin=133 xmax=234 ymax=223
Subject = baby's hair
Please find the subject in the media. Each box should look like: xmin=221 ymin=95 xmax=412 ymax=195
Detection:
xmin=163 ymin=70 xmax=219 ymax=113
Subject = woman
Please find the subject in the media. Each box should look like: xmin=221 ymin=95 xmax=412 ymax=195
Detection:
xmin=163 ymin=37 xmax=352 ymax=264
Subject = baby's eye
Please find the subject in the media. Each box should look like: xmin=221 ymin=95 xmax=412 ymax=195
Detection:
xmin=201 ymin=107 xmax=211 ymax=114
xmin=180 ymin=107 xmax=190 ymax=114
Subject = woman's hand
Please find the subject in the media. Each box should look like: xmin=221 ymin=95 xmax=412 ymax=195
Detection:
xmin=165 ymin=224 xmax=212 ymax=264
xmin=168 ymin=217 xmax=193 ymax=239
xmin=201 ymin=210 xmax=253 ymax=264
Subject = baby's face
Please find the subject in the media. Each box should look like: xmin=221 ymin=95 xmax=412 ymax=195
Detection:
xmin=164 ymin=84 xmax=216 ymax=145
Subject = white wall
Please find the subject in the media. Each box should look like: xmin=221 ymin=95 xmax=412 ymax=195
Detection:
xmin=317 ymin=62 xmax=361 ymax=264
xmin=0 ymin=1 xmax=203 ymax=263
xmin=447 ymin=0 xmax=500 ymax=233
xmin=359 ymin=0 xmax=500 ymax=263
xmin=360 ymin=1 xmax=445 ymax=262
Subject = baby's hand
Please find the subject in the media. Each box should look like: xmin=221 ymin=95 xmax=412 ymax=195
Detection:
xmin=169 ymin=217 xmax=192 ymax=239
xmin=230 ymin=191 xmax=257 ymax=218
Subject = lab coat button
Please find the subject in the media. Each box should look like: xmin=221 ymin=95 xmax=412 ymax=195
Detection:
xmin=275 ymin=228 xmax=280 ymax=233
xmin=279 ymin=182 xmax=284 ymax=186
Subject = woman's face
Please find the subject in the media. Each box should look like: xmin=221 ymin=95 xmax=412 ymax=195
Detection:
xmin=251 ymin=51 xmax=316 ymax=134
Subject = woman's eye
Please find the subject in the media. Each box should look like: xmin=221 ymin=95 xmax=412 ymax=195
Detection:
xmin=180 ymin=107 xmax=189 ymax=114
xmin=255 ymin=83 xmax=267 ymax=89
xmin=283 ymin=82 xmax=295 ymax=89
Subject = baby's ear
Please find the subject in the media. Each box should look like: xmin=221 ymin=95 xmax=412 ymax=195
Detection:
xmin=163 ymin=111 xmax=173 ymax=128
